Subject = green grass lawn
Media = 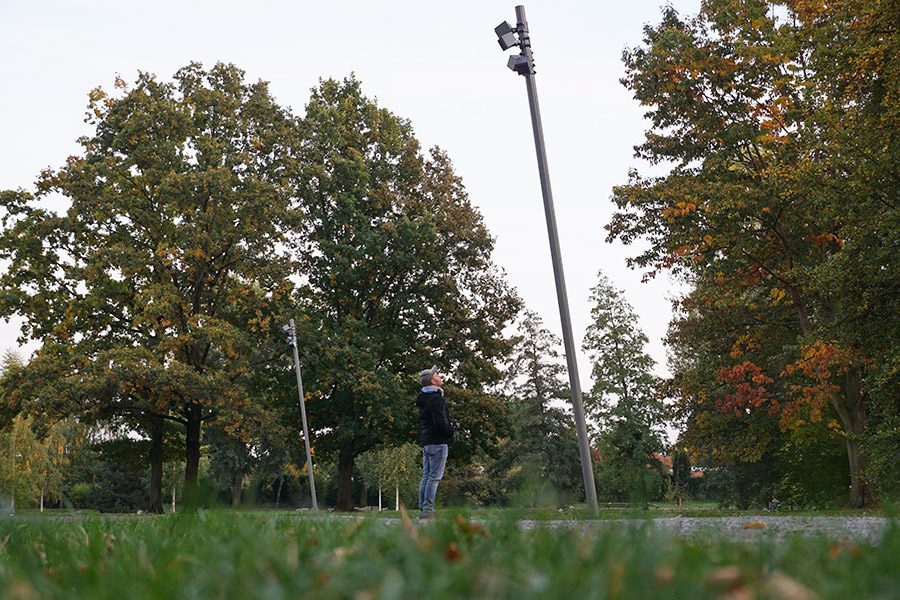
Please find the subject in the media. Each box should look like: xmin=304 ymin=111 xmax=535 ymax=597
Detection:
xmin=1 ymin=510 xmax=897 ymax=599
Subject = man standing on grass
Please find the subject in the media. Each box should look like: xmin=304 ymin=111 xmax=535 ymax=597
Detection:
xmin=416 ymin=365 xmax=453 ymax=520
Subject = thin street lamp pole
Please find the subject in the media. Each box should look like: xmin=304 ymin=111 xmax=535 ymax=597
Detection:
xmin=507 ymin=4 xmax=599 ymax=514
xmin=9 ymin=424 xmax=15 ymax=515
xmin=287 ymin=319 xmax=318 ymax=510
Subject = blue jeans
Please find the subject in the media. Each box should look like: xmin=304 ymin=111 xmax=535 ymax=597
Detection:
xmin=418 ymin=444 xmax=448 ymax=515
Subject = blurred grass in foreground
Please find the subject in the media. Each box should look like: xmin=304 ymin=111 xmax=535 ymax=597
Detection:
xmin=0 ymin=511 xmax=897 ymax=599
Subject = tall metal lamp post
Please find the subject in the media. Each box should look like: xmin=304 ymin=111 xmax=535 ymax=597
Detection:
xmin=495 ymin=5 xmax=599 ymax=515
xmin=284 ymin=319 xmax=318 ymax=510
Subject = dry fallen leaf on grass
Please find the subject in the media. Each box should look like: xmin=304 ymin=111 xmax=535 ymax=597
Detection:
xmin=764 ymin=571 xmax=818 ymax=600
xmin=445 ymin=542 xmax=461 ymax=562
xmin=705 ymin=565 xmax=743 ymax=589
xmin=721 ymin=586 xmax=755 ymax=600
xmin=654 ymin=565 xmax=675 ymax=585
xmin=742 ymin=521 xmax=767 ymax=529
xmin=828 ymin=540 xmax=859 ymax=558
xmin=399 ymin=505 xmax=418 ymax=542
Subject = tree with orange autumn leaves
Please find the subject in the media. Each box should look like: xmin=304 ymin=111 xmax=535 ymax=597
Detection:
xmin=610 ymin=0 xmax=898 ymax=506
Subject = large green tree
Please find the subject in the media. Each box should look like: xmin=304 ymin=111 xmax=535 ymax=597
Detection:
xmin=293 ymin=78 xmax=520 ymax=511
xmin=608 ymin=0 xmax=898 ymax=506
xmin=0 ymin=63 xmax=300 ymax=506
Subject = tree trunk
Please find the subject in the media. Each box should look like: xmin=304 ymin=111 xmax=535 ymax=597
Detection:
xmin=378 ymin=485 xmax=382 ymax=511
xmin=275 ymin=475 xmax=284 ymax=508
xmin=336 ymin=442 xmax=355 ymax=512
xmin=40 ymin=487 xmax=44 ymax=513
xmin=184 ymin=404 xmax=202 ymax=509
xmin=395 ymin=484 xmax=399 ymax=511
xmin=148 ymin=413 xmax=165 ymax=514
xmin=171 ymin=485 xmax=176 ymax=513
xmin=232 ymin=473 xmax=242 ymax=508
xmin=831 ymin=367 xmax=871 ymax=507
xmin=845 ymin=437 xmax=870 ymax=508
xmin=359 ymin=483 xmax=367 ymax=508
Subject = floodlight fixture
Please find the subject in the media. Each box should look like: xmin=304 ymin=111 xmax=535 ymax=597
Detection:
xmin=495 ymin=21 xmax=519 ymax=50
xmin=282 ymin=322 xmax=296 ymax=346
xmin=495 ymin=16 xmax=531 ymax=76
xmin=495 ymin=20 xmax=515 ymax=37
xmin=507 ymin=54 xmax=531 ymax=76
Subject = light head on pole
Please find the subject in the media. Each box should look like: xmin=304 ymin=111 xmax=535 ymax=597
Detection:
xmin=495 ymin=21 xmax=519 ymax=50
xmin=282 ymin=323 xmax=296 ymax=346
xmin=507 ymin=54 xmax=532 ymax=76
xmin=496 ymin=17 xmax=532 ymax=76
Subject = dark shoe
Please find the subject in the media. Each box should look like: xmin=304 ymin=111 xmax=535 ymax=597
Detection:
xmin=418 ymin=512 xmax=436 ymax=521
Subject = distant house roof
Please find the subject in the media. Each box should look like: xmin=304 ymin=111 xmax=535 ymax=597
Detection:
xmin=653 ymin=452 xmax=673 ymax=471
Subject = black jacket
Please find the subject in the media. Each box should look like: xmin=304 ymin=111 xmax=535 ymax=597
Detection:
xmin=416 ymin=388 xmax=453 ymax=446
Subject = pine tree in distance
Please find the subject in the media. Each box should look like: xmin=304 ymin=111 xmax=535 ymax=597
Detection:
xmin=582 ymin=272 xmax=668 ymax=505
xmin=494 ymin=311 xmax=583 ymax=505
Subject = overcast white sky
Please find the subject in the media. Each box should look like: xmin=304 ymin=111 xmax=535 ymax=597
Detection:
xmin=0 ymin=0 xmax=698 ymax=386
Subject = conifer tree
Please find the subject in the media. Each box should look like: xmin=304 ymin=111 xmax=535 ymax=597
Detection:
xmin=582 ymin=273 xmax=667 ymax=505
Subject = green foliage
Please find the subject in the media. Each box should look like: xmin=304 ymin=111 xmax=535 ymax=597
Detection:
xmin=0 ymin=397 xmax=86 ymax=512
xmin=775 ymin=423 xmax=851 ymax=508
xmin=440 ymin=457 xmax=501 ymax=507
xmin=206 ymin=426 xmax=255 ymax=507
xmin=69 ymin=459 xmax=149 ymax=513
xmin=0 ymin=416 xmax=44 ymax=510
xmin=671 ymin=449 xmax=691 ymax=504
xmin=583 ymin=274 xmax=659 ymax=423
xmin=695 ymin=463 xmax=777 ymax=510
xmin=309 ymin=460 xmax=339 ymax=508
xmin=0 ymin=351 xmax=24 ymax=428
xmin=356 ymin=443 xmax=420 ymax=508
xmin=593 ymin=425 xmax=669 ymax=505
xmin=866 ymin=410 xmax=900 ymax=500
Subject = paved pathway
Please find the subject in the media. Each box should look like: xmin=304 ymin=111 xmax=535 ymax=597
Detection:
xmin=514 ymin=515 xmax=892 ymax=544
xmin=7 ymin=512 xmax=893 ymax=544
xmin=314 ymin=513 xmax=893 ymax=544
